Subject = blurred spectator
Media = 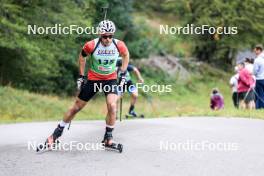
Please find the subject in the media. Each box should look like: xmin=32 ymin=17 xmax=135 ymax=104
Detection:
xmin=237 ymin=62 xmax=255 ymax=109
xmin=245 ymin=58 xmax=254 ymax=75
xmin=210 ymin=88 xmax=224 ymax=110
xmin=253 ymin=44 xmax=264 ymax=109
xmin=229 ymin=66 xmax=239 ymax=108
xmin=245 ymin=58 xmax=256 ymax=88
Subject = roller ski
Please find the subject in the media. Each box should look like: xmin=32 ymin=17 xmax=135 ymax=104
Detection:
xmin=36 ymin=125 xmax=64 ymax=152
xmin=102 ymin=128 xmax=123 ymax=153
xmin=125 ymin=110 xmax=144 ymax=119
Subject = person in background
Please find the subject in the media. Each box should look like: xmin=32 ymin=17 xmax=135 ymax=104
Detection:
xmin=245 ymin=58 xmax=254 ymax=75
xmin=229 ymin=66 xmax=239 ymax=108
xmin=237 ymin=62 xmax=255 ymax=109
xmin=245 ymin=58 xmax=256 ymax=88
xmin=253 ymin=44 xmax=264 ymax=109
xmin=116 ymin=59 xmax=144 ymax=117
xmin=210 ymin=88 xmax=224 ymax=110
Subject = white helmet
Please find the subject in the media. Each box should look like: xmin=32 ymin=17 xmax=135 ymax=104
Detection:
xmin=98 ymin=20 xmax=116 ymax=34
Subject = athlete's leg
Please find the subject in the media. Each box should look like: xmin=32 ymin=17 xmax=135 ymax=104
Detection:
xmin=128 ymin=83 xmax=138 ymax=116
xmin=130 ymin=91 xmax=138 ymax=107
xmin=42 ymin=98 xmax=87 ymax=147
xmin=105 ymin=93 xmax=118 ymax=126
xmin=128 ymin=91 xmax=137 ymax=114
xmin=48 ymin=80 xmax=97 ymax=143
xmin=61 ymin=80 xmax=97 ymax=124
xmin=51 ymin=99 xmax=87 ymax=141
xmin=103 ymin=93 xmax=118 ymax=145
xmin=63 ymin=98 xmax=87 ymax=123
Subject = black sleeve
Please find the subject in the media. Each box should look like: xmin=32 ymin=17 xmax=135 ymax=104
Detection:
xmin=127 ymin=64 xmax=135 ymax=72
xmin=81 ymin=49 xmax=87 ymax=57
xmin=116 ymin=60 xmax=122 ymax=67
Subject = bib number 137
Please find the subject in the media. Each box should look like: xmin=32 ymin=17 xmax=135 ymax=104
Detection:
xmin=98 ymin=59 xmax=114 ymax=65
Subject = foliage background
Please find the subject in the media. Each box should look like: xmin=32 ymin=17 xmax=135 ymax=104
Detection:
xmin=0 ymin=0 xmax=264 ymax=122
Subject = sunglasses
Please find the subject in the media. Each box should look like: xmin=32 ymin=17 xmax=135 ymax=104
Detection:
xmin=101 ymin=35 xmax=113 ymax=39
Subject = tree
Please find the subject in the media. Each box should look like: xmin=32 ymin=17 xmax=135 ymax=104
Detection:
xmin=134 ymin=0 xmax=264 ymax=69
xmin=185 ymin=0 xmax=264 ymax=69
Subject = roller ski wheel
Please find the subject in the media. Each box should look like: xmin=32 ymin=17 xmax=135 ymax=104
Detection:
xmin=102 ymin=140 xmax=123 ymax=153
xmin=125 ymin=114 xmax=144 ymax=119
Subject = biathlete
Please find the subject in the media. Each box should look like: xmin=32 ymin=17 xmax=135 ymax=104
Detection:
xmin=37 ymin=20 xmax=129 ymax=153
xmin=116 ymin=59 xmax=144 ymax=118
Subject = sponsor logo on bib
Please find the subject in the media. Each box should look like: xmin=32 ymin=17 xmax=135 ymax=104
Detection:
xmin=98 ymin=66 xmax=112 ymax=71
xmin=97 ymin=50 xmax=115 ymax=55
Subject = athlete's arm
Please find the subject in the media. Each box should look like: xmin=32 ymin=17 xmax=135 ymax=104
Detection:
xmin=133 ymin=67 xmax=144 ymax=83
xmin=117 ymin=41 xmax=129 ymax=72
xmin=79 ymin=51 xmax=87 ymax=76
xmin=120 ymin=52 xmax=129 ymax=72
xmin=76 ymin=50 xmax=88 ymax=90
xmin=79 ymin=40 xmax=94 ymax=75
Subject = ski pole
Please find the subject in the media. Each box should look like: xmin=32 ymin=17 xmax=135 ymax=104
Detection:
xmin=252 ymin=88 xmax=264 ymax=104
xmin=120 ymin=96 xmax=122 ymax=122
xmin=243 ymin=88 xmax=251 ymax=102
xmin=101 ymin=6 xmax=109 ymax=20
xmin=68 ymin=121 xmax=71 ymax=130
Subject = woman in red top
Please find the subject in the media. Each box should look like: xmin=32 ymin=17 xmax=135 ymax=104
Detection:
xmin=237 ymin=62 xmax=255 ymax=109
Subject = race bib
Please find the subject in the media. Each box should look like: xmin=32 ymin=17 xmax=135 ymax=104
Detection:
xmin=98 ymin=65 xmax=112 ymax=72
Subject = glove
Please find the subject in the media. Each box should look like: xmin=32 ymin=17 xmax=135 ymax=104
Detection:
xmin=119 ymin=71 xmax=127 ymax=87
xmin=77 ymin=75 xmax=85 ymax=90
xmin=138 ymin=78 xmax=144 ymax=84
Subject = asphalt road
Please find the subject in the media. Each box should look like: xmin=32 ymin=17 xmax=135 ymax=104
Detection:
xmin=0 ymin=117 xmax=264 ymax=176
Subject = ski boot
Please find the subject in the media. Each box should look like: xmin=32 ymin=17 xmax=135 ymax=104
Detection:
xmin=36 ymin=125 xmax=64 ymax=152
xmin=129 ymin=110 xmax=138 ymax=117
xmin=102 ymin=130 xmax=123 ymax=153
xmin=126 ymin=110 xmax=144 ymax=119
